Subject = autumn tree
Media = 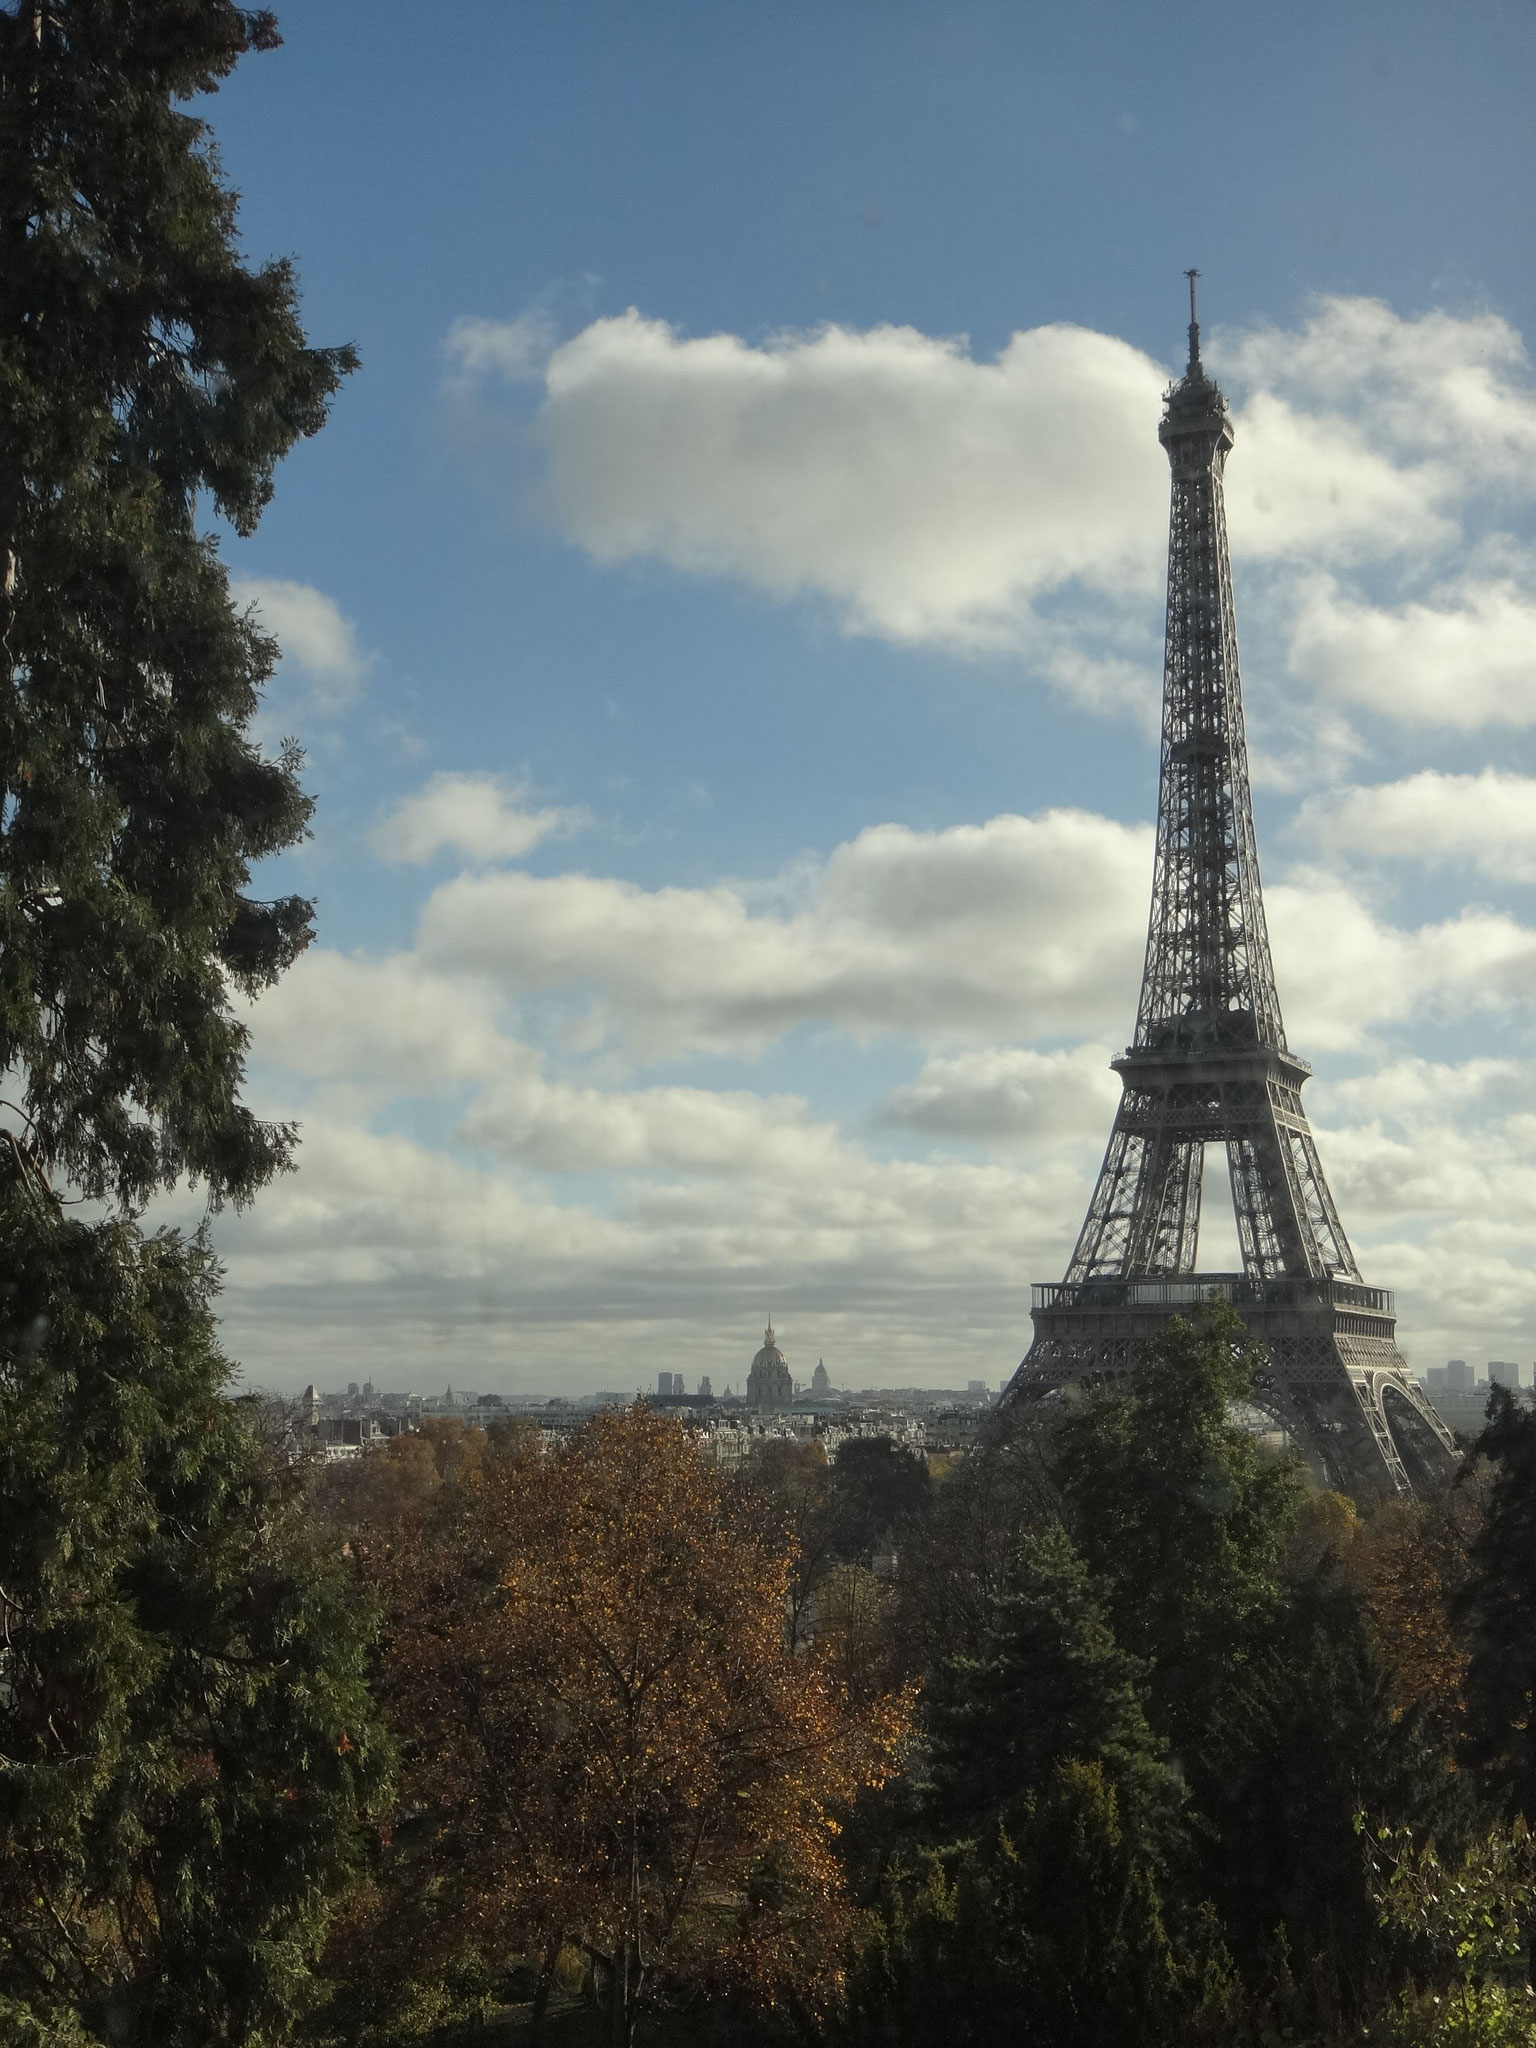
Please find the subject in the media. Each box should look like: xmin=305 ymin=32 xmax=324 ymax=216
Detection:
xmin=352 ymin=1408 xmax=911 ymax=2046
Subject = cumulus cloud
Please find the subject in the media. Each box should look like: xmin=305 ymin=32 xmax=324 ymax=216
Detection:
xmin=1295 ymin=769 xmax=1536 ymax=879
xmin=446 ymin=308 xmax=559 ymax=382
xmin=230 ymin=577 xmax=366 ymax=708
xmin=1267 ymin=870 xmax=1536 ymax=1049
xmin=1220 ymin=394 xmax=1450 ymax=563
xmin=370 ymin=771 xmax=587 ymax=866
xmin=444 ymin=292 xmax=1536 ymax=736
xmin=208 ymin=1104 xmax=1088 ymax=1391
xmin=418 ymin=809 xmax=1155 ymax=1057
xmin=1300 ymin=1056 xmax=1536 ymax=1365
xmin=454 ymin=306 xmax=1171 ymax=663
xmin=243 ymin=950 xmax=513 ymax=1088
xmin=460 ymin=1074 xmax=839 ymax=1175
xmin=878 ymin=1043 xmax=1120 ymax=1145
xmin=223 ymin=792 xmax=1536 ymax=1390
xmin=1282 ymin=575 xmax=1536 ymax=728
xmin=1220 ymin=297 xmax=1536 ymax=488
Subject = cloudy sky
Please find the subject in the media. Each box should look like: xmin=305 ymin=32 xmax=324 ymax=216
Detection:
xmin=199 ymin=0 xmax=1536 ymax=1395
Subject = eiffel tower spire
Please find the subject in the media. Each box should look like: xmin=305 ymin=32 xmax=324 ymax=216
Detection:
xmin=1003 ymin=283 xmax=1457 ymax=1498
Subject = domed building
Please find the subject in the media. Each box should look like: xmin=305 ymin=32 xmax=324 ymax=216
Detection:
xmin=746 ymin=1324 xmax=793 ymax=1412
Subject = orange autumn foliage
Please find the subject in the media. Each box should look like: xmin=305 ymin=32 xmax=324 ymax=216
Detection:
xmin=375 ymin=1407 xmax=912 ymax=2026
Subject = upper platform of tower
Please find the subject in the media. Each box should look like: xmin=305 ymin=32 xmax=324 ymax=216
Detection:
xmin=1159 ymin=271 xmax=1235 ymax=472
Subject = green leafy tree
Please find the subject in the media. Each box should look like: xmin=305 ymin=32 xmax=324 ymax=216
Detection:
xmin=0 ymin=0 xmax=352 ymax=1207
xmin=1051 ymin=1307 xmax=1464 ymax=2032
xmin=0 ymin=1193 xmax=390 ymax=2045
xmin=1362 ymin=1817 xmax=1536 ymax=2048
xmin=1460 ymin=1386 xmax=1536 ymax=1822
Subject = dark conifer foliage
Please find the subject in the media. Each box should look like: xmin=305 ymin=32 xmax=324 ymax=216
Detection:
xmin=843 ymin=1761 xmax=1184 ymax=2048
xmin=925 ymin=1523 xmax=1180 ymax=1852
xmin=1194 ymin=1569 xmax=1463 ymax=2016
xmin=0 ymin=1189 xmax=390 ymax=2045
xmin=1460 ymin=1385 xmax=1536 ymax=1819
xmin=1054 ymin=1302 xmax=1301 ymax=1761
xmin=0 ymin=0 xmax=355 ymax=1207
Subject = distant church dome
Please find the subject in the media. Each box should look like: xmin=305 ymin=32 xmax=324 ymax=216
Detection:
xmin=746 ymin=1324 xmax=793 ymax=1412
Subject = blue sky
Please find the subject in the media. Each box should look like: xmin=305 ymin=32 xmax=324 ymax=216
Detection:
xmin=192 ymin=1 xmax=1536 ymax=1394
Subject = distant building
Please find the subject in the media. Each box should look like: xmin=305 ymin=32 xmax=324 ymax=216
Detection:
xmin=812 ymin=1359 xmax=831 ymax=1398
xmin=1489 ymin=1361 xmax=1529 ymax=1390
xmin=658 ymin=1371 xmax=677 ymax=1396
xmin=747 ymin=1324 xmax=793 ymax=1412
xmin=698 ymin=1376 xmax=713 ymax=1399
xmin=1445 ymin=1360 xmax=1474 ymax=1393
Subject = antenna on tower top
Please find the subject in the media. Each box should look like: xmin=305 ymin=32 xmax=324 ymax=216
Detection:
xmin=1185 ymin=268 xmax=1202 ymax=378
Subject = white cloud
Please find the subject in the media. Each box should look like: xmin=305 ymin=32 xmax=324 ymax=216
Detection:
xmin=1299 ymin=1057 xmax=1536 ymax=1366
xmin=878 ymin=1043 xmax=1120 ymax=1146
xmin=1220 ymin=297 xmax=1536 ymax=488
xmin=460 ymin=1073 xmax=839 ymax=1174
xmin=230 ymin=577 xmax=366 ymax=708
xmin=1295 ymin=769 xmax=1536 ymax=880
xmin=1267 ymin=869 xmax=1536 ymax=1049
xmin=1220 ymin=392 xmax=1451 ymax=563
xmin=208 ymin=1104 xmax=1088 ymax=1391
xmin=1282 ymin=575 xmax=1536 ymax=728
xmin=244 ymin=950 xmax=512 ymax=1088
xmin=418 ymin=808 xmax=1155 ymax=1058
xmin=371 ymin=771 xmax=587 ymax=866
xmin=446 ymin=308 xmax=559 ymax=382
xmin=442 ymin=294 xmax=1536 ymax=737
xmin=472 ymin=307 xmax=1173 ymax=656
xmin=222 ymin=792 xmax=1536 ymax=1392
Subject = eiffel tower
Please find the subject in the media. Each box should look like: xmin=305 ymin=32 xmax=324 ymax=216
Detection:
xmin=1002 ymin=276 xmax=1457 ymax=1497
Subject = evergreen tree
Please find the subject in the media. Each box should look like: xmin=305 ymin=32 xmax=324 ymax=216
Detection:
xmin=1196 ymin=1566 xmax=1465 ymax=2018
xmin=0 ymin=0 xmax=352 ymax=1207
xmin=0 ymin=7 xmax=387 ymax=2042
xmin=925 ymin=1523 xmax=1180 ymax=1854
xmin=1459 ymin=1384 xmax=1536 ymax=1820
xmin=1053 ymin=1302 xmax=1303 ymax=1762
xmin=0 ymin=1190 xmax=390 ymax=2045
xmin=841 ymin=1529 xmax=1191 ymax=2048
xmin=841 ymin=1762 xmax=1185 ymax=2048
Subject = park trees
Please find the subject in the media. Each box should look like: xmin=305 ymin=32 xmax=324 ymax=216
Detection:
xmin=356 ymin=1408 xmax=912 ymax=2046
xmin=0 ymin=5 xmax=385 ymax=2043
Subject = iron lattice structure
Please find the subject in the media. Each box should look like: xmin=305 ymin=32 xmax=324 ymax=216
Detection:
xmin=1002 ymin=279 xmax=1457 ymax=1497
